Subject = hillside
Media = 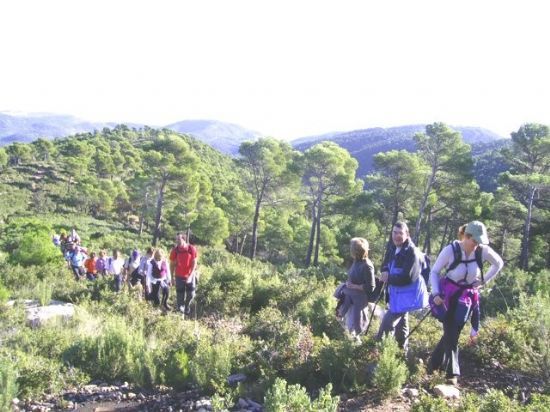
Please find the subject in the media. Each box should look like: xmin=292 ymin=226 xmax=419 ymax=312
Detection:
xmin=0 ymin=112 xmax=117 ymax=144
xmin=293 ymin=125 xmax=509 ymax=187
xmin=165 ymin=119 xmax=263 ymax=155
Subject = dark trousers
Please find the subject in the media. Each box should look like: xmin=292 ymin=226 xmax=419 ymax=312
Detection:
xmin=151 ymin=281 xmax=169 ymax=307
xmin=176 ymin=276 xmax=196 ymax=313
xmin=376 ymin=311 xmax=409 ymax=351
xmin=71 ymin=266 xmax=85 ymax=281
xmin=114 ymin=274 xmax=123 ymax=292
xmin=429 ymin=305 xmax=471 ymax=377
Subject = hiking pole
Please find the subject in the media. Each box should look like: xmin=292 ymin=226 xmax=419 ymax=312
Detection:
xmin=364 ymin=281 xmax=387 ymax=336
xmin=404 ymin=307 xmax=432 ymax=341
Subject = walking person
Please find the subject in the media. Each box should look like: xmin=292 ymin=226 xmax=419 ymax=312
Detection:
xmin=95 ymin=250 xmax=107 ymax=277
xmin=428 ymin=220 xmax=504 ymax=384
xmin=106 ymin=249 xmax=125 ymax=292
xmin=169 ymin=233 xmax=198 ymax=315
xmin=146 ymin=249 xmax=171 ymax=310
xmin=84 ymin=251 xmax=98 ymax=281
xmin=376 ymin=221 xmax=426 ymax=353
xmin=65 ymin=243 xmax=86 ymax=281
xmin=339 ymin=238 xmax=376 ymax=339
xmin=133 ymin=247 xmax=154 ymax=299
xmin=124 ymin=249 xmax=141 ymax=288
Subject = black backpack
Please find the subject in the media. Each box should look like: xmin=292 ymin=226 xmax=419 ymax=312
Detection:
xmin=419 ymin=252 xmax=431 ymax=285
xmin=447 ymin=240 xmax=485 ymax=283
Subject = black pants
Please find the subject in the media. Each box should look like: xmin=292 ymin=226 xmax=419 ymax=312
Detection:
xmin=151 ymin=281 xmax=169 ymax=308
xmin=175 ymin=276 xmax=196 ymax=313
xmin=429 ymin=304 xmax=471 ymax=377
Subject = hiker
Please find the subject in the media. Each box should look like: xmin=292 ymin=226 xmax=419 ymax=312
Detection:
xmin=132 ymin=247 xmax=154 ymax=299
xmin=169 ymin=233 xmax=198 ymax=315
xmin=146 ymin=249 xmax=171 ymax=310
xmin=67 ymin=227 xmax=81 ymax=245
xmin=65 ymin=242 xmax=87 ymax=281
xmin=428 ymin=220 xmax=504 ymax=384
xmin=84 ymin=251 xmax=98 ymax=281
xmin=95 ymin=250 xmax=108 ymax=277
xmin=124 ymin=249 xmax=141 ymax=288
xmin=106 ymin=249 xmax=125 ymax=292
xmin=376 ymin=221 xmax=426 ymax=353
xmin=337 ymin=238 xmax=376 ymax=337
xmin=52 ymin=234 xmax=61 ymax=247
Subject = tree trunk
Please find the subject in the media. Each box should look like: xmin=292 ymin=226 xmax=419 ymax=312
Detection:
xmin=438 ymin=219 xmax=450 ymax=255
xmin=305 ymin=201 xmax=317 ymax=267
xmin=500 ymin=227 xmax=508 ymax=262
xmin=414 ymin=166 xmax=436 ymax=244
xmin=313 ymin=201 xmax=322 ymax=266
xmin=519 ymin=185 xmax=537 ymax=270
xmin=422 ymin=208 xmax=432 ymax=253
xmin=250 ymin=188 xmax=264 ymax=260
xmin=152 ymin=178 xmax=167 ymax=246
xmin=138 ymin=191 xmax=149 ymax=237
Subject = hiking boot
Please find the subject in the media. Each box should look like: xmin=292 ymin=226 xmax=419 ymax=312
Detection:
xmin=446 ymin=377 xmax=458 ymax=386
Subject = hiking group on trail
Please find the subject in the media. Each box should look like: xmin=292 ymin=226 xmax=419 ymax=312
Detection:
xmin=55 ymin=219 xmax=503 ymax=386
xmin=336 ymin=220 xmax=504 ymax=385
xmin=56 ymin=228 xmax=199 ymax=316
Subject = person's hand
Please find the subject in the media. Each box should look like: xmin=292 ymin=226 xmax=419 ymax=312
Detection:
xmin=379 ymin=271 xmax=389 ymax=283
xmin=433 ymin=295 xmax=444 ymax=305
xmin=471 ymin=280 xmax=482 ymax=289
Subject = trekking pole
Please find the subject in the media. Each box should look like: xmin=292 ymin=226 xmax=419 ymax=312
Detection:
xmin=404 ymin=307 xmax=432 ymax=340
xmin=364 ymin=281 xmax=387 ymax=336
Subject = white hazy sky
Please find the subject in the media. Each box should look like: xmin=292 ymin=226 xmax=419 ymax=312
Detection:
xmin=0 ymin=0 xmax=549 ymax=139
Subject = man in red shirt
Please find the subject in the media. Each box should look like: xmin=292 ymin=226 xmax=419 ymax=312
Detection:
xmin=169 ymin=233 xmax=198 ymax=315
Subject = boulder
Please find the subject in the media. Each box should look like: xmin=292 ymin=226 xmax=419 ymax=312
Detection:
xmin=434 ymin=384 xmax=460 ymax=399
xmin=24 ymin=300 xmax=75 ymax=328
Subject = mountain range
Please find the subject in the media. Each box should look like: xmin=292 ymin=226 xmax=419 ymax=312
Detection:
xmin=0 ymin=112 xmax=508 ymax=187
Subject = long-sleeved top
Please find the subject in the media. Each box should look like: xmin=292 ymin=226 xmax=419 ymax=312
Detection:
xmin=429 ymin=243 xmax=504 ymax=295
xmin=346 ymin=258 xmax=376 ymax=295
xmin=106 ymin=257 xmax=125 ymax=276
xmin=146 ymin=258 xmax=171 ymax=290
xmin=382 ymin=239 xmax=422 ymax=286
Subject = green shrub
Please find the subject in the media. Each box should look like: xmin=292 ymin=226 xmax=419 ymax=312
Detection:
xmin=0 ymin=356 xmax=18 ymax=411
xmin=65 ymin=316 xmax=148 ymax=384
xmin=0 ymin=282 xmax=9 ymax=305
xmin=479 ymin=389 xmax=519 ymax=412
xmin=36 ymin=279 xmax=53 ymax=306
xmin=189 ymin=337 xmax=233 ymax=394
xmin=411 ymin=395 xmax=452 ymax=412
xmin=263 ymin=377 xmax=339 ymax=412
xmin=315 ymin=334 xmax=371 ymax=392
xmin=14 ymin=351 xmax=68 ymax=397
xmin=526 ymin=394 xmax=550 ymax=412
xmin=372 ymin=336 xmax=408 ymax=397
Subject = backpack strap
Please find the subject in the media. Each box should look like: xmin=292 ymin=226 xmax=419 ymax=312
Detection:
xmin=475 ymin=245 xmax=485 ymax=284
xmin=447 ymin=240 xmax=462 ymax=272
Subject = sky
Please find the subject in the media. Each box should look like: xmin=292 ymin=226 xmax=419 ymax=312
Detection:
xmin=0 ymin=0 xmax=549 ymax=139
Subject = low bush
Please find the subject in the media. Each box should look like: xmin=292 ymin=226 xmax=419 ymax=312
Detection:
xmin=263 ymin=377 xmax=339 ymax=412
xmin=0 ymin=356 xmax=18 ymax=411
xmin=372 ymin=336 xmax=408 ymax=397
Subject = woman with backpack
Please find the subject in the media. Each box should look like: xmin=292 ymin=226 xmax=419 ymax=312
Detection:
xmin=428 ymin=220 xmax=504 ymax=385
xmin=146 ymin=249 xmax=171 ymax=311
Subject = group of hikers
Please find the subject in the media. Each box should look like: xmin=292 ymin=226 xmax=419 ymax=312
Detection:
xmin=54 ymin=230 xmax=199 ymax=315
xmin=336 ymin=220 xmax=504 ymax=385
xmin=54 ymin=220 xmax=503 ymax=386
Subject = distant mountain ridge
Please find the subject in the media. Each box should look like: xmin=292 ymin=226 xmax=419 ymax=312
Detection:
xmin=0 ymin=112 xmax=261 ymax=155
xmin=292 ymin=125 xmax=507 ymax=178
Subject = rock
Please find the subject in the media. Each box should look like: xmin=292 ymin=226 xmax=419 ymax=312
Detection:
xmin=12 ymin=398 xmax=20 ymax=405
xmin=227 ymin=373 xmax=247 ymax=386
xmin=403 ymin=388 xmax=419 ymax=398
xmin=238 ymin=398 xmax=249 ymax=408
xmin=434 ymin=384 xmax=460 ymax=399
xmin=246 ymin=398 xmax=262 ymax=409
xmin=195 ymin=399 xmax=212 ymax=409
xmin=127 ymin=392 xmax=137 ymax=400
xmin=25 ymin=300 xmax=75 ymax=328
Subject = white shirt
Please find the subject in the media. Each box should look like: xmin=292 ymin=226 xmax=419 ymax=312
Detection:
xmin=106 ymin=257 xmax=125 ymax=276
xmin=430 ymin=243 xmax=504 ymax=295
xmin=146 ymin=259 xmax=171 ymax=290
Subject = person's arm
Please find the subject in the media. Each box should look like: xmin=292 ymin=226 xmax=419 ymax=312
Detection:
xmin=165 ymin=259 xmax=172 ymax=285
xmin=362 ymin=260 xmax=376 ymax=295
xmin=429 ymin=245 xmax=453 ymax=296
xmin=479 ymin=246 xmax=504 ymax=286
xmin=145 ymin=261 xmax=153 ymax=292
xmin=169 ymin=248 xmax=176 ymax=281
